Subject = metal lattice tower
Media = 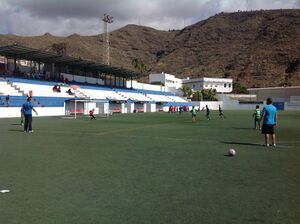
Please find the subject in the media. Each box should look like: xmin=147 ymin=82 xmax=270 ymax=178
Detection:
xmin=246 ymin=0 xmax=250 ymax=11
xmin=102 ymin=14 xmax=113 ymax=65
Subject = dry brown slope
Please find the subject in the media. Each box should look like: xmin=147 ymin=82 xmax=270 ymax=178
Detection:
xmin=1 ymin=10 xmax=300 ymax=87
xmin=154 ymin=9 xmax=300 ymax=87
xmin=0 ymin=24 xmax=176 ymax=71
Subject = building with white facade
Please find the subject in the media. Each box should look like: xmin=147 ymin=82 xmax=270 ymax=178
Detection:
xmin=150 ymin=73 xmax=233 ymax=93
xmin=149 ymin=72 xmax=183 ymax=90
xmin=182 ymin=77 xmax=233 ymax=93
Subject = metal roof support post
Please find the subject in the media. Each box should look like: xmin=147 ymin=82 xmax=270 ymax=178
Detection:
xmin=51 ymin=63 xmax=55 ymax=80
xmin=14 ymin=55 xmax=17 ymax=73
xmin=131 ymin=76 xmax=133 ymax=89
xmin=38 ymin=61 xmax=41 ymax=74
xmin=4 ymin=58 xmax=8 ymax=73
xmin=114 ymin=75 xmax=117 ymax=87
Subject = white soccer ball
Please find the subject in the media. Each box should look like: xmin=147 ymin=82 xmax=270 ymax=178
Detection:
xmin=228 ymin=149 xmax=236 ymax=156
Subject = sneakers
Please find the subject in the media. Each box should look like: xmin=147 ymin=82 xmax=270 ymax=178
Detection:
xmin=263 ymin=144 xmax=277 ymax=148
xmin=29 ymin=130 xmax=34 ymax=133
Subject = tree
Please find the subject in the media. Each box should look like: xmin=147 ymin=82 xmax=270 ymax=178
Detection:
xmin=180 ymin=85 xmax=193 ymax=98
xmin=192 ymin=91 xmax=202 ymax=101
xmin=132 ymin=58 xmax=147 ymax=74
xmin=233 ymin=83 xmax=249 ymax=94
xmin=201 ymin=89 xmax=218 ymax=101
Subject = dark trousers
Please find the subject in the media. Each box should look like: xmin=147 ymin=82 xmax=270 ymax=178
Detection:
xmin=24 ymin=114 xmax=33 ymax=131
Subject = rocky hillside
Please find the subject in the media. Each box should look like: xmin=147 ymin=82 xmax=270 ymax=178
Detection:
xmin=1 ymin=9 xmax=300 ymax=87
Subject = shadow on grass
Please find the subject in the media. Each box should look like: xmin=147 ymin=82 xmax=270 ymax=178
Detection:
xmin=232 ymin=127 xmax=255 ymax=130
xmin=222 ymin=141 xmax=263 ymax=147
xmin=224 ymin=154 xmax=234 ymax=157
xmin=8 ymin=129 xmax=24 ymax=132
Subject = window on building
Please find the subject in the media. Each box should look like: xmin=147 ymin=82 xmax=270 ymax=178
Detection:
xmin=193 ymin=84 xmax=195 ymax=88
xmin=229 ymin=84 xmax=231 ymax=88
xmin=224 ymin=83 xmax=227 ymax=88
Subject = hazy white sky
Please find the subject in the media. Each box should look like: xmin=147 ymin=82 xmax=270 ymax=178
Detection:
xmin=0 ymin=0 xmax=299 ymax=36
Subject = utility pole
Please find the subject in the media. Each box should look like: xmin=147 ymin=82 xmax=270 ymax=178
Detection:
xmin=102 ymin=14 xmax=113 ymax=65
xmin=246 ymin=0 xmax=250 ymax=11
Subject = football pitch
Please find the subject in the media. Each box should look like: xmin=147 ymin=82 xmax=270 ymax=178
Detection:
xmin=0 ymin=111 xmax=299 ymax=224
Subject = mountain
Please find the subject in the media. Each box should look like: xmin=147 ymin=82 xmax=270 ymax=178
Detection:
xmin=1 ymin=9 xmax=300 ymax=87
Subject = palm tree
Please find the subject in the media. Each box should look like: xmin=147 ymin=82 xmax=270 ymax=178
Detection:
xmin=132 ymin=58 xmax=147 ymax=74
xmin=192 ymin=91 xmax=203 ymax=101
xmin=201 ymin=89 xmax=218 ymax=101
xmin=180 ymin=85 xmax=192 ymax=98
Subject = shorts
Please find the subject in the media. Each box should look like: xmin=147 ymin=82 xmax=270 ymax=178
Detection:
xmin=262 ymin=124 xmax=275 ymax=134
xmin=192 ymin=114 xmax=196 ymax=117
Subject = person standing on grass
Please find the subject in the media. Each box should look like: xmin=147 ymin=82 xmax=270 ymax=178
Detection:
xmin=89 ymin=108 xmax=96 ymax=120
xmin=190 ymin=106 xmax=197 ymax=123
xmin=253 ymin=105 xmax=261 ymax=130
xmin=22 ymin=97 xmax=38 ymax=132
xmin=205 ymin=105 xmax=211 ymax=120
xmin=261 ymin=98 xmax=278 ymax=147
xmin=218 ymin=105 xmax=224 ymax=118
xmin=179 ymin=106 xmax=182 ymax=115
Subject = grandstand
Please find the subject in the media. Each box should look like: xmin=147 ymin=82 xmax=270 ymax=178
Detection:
xmin=0 ymin=76 xmax=189 ymax=117
xmin=0 ymin=44 xmax=189 ymax=117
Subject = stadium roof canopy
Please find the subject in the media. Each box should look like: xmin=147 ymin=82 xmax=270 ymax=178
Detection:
xmin=0 ymin=44 xmax=142 ymax=78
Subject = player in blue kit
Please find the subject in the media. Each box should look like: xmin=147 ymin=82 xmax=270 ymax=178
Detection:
xmin=261 ymin=98 xmax=278 ymax=147
xmin=22 ymin=97 xmax=38 ymax=132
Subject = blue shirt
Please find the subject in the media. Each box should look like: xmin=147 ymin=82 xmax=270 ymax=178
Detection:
xmin=262 ymin=104 xmax=277 ymax=125
xmin=22 ymin=102 xmax=34 ymax=115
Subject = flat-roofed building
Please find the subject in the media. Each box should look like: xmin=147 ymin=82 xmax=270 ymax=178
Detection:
xmin=183 ymin=77 xmax=233 ymax=93
xmin=149 ymin=72 xmax=182 ymax=89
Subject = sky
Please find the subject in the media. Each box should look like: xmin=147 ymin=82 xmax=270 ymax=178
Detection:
xmin=0 ymin=0 xmax=299 ymax=36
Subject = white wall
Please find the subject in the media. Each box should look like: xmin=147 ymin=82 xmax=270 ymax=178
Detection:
xmin=193 ymin=101 xmax=222 ymax=110
xmin=126 ymin=80 xmax=167 ymax=92
xmin=0 ymin=107 xmax=65 ymax=118
xmin=86 ymin=77 xmax=97 ymax=84
xmin=149 ymin=73 xmax=182 ymax=89
xmin=61 ymin=73 xmax=104 ymax=85
xmin=125 ymin=103 xmax=134 ymax=113
xmin=183 ymin=77 xmax=233 ymax=93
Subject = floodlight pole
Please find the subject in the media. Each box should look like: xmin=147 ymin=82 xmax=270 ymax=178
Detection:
xmin=102 ymin=14 xmax=114 ymax=65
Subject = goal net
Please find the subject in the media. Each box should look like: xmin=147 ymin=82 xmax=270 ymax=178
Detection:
xmin=65 ymin=99 xmax=111 ymax=119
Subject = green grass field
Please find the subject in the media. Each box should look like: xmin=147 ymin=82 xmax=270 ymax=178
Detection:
xmin=0 ymin=111 xmax=299 ymax=224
